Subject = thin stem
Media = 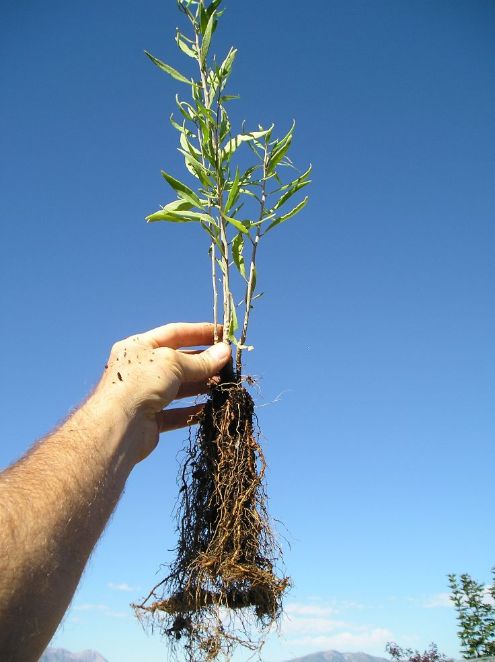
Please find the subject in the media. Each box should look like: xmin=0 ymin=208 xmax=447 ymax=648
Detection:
xmin=211 ymin=243 xmax=219 ymax=342
xmin=236 ymin=144 xmax=268 ymax=375
xmin=194 ymin=10 xmax=222 ymax=342
xmin=219 ymin=207 xmax=231 ymax=339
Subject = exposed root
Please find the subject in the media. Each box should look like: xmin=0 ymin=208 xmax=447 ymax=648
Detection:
xmin=134 ymin=381 xmax=289 ymax=660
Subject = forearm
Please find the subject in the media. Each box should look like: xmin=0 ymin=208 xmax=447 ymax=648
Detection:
xmin=0 ymin=322 xmax=230 ymax=661
xmin=0 ymin=389 xmax=136 ymax=662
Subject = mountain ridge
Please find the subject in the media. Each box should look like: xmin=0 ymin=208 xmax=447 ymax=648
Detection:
xmin=283 ymin=650 xmax=390 ymax=662
xmin=39 ymin=649 xmax=109 ymax=662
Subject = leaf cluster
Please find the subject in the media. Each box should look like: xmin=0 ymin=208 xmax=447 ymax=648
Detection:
xmin=448 ymin=569 xmax=495 ymax=658
xmin=144 ymin=0 xmax=310 ymax=357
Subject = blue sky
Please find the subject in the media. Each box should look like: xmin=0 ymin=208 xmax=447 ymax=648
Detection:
xmin=1 ymin=0 xmax=495 ymax=660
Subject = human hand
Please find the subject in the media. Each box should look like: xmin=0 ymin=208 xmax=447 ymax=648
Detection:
xmin=96 ymin=322 xmax=231 ymax=463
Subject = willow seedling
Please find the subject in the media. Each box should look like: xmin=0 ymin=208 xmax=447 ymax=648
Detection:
xmin=134 ymin=1 xmax=310 ymax=659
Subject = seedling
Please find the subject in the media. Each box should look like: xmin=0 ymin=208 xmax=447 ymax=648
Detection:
xmin=134 ymin=1 xmax=310 ymax=659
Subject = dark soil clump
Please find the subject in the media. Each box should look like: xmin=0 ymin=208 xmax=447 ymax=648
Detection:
xmin=134 ymin=379 xmax=289 ymax=660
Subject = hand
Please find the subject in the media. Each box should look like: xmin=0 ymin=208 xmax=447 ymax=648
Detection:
xmin=96 ymin=322 xmax=231 ymax=463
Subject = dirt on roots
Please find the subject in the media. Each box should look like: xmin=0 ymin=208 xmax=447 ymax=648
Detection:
xmin=134 ymin=380 xmax=289 ymax=660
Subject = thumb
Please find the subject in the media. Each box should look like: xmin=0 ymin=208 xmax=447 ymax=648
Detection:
xmin=177 ymin=342 xmax=231 ymax=382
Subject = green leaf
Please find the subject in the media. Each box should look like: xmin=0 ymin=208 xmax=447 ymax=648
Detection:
xmin=176 ymin=95 xmax=195 ymax=121
xmin=268 ymin=121 xmax=295 ymax=174
xmin=207 ymin=70 xmax=222 ymax=102
xmin=251 ymin=264 xmax=257 ymax=293
xmin=144 ymin=51 xmax=191 ymax=85
xmin=175 ymin=32 xmax=196 ymax=58
xmin=232 ymin=232 xmax=246 ymax=278
xmin=200 ymin=11 xmax=215 ymax=64
xmin=223 ymin=213 xmax=249 ymax=234
xmin=219 ymin=47 xmax=237 ymax=78
xmin=276 ymin=164 xmax=312 ymax=192
xmin=265 ymin=196 xmax=308 ymax=233
xmin=146 ymin=199 xmax=194 ymax=223
xmin=225 ymin=167 xmax=240 ymax=212
xmin=199 ymin=2 xmax=208 ymax=33
xmin=220 ymin=94 xmax=240 ymax=102
xmin=222 ymin=127 xmax=273 ymax=159
xmin=147 ymin=209 xmax=214 ymax=223
xmin=242 ymin=165 xmax=259 ymax=180
xmin=219 ymin=109 xmax=231 ymax=142
xmin=203 ymin=222 xmax=223 ymax=251
xmin=272 ymin=179 xmax=310 ymax=211
xmin=179 ymin=131 xmax=201 ymax=158
xmin=238 ymin=187 xmax=261 ymax=202
xmin=177 ymin=150 xmax=212 ymax=187
xmin=161 ymin=170 xmax=202 ymax=206
xmin=228 ymin=294 xmax=238 ymax=339
xmin=216 ymin=257 xmax=226 ymax=275
xmin=207 ymin=0 xmax=223 ymax=17
xmin=194 ymin=96 xmax=215 ymax=125
xmin=161 ymin=199 xmax=193 ymax=212
xmin=170 ymin=114 xmax=194 ymax=135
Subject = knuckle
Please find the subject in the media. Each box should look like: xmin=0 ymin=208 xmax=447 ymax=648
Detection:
xmin=197 ymin=352 xmax=211 ymax=377
xmin=167 ymin=323 xmax=181 ymax=347
xmin=162 ymin=348 xmax=183 ymax=378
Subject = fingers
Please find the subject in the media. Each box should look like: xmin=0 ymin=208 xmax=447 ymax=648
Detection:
xmin=156 ymin=404 xmax=204 ymax=433
xmin=176 ymin=376 xmax=220 ymax=400
xmin=142 ymin=322 xmax=223 ymax=349
xmin=175 ymin=342 xmax=231 ymax=382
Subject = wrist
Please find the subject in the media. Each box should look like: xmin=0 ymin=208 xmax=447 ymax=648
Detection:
xmin=78 ymin=387 xmax=139 ymax=471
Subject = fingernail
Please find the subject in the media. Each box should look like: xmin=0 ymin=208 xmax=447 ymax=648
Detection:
xmin=210 ymin=341 xmax=231 ymax=361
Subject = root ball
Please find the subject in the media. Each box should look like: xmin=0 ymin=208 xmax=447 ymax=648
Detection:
xmin=134 ymin=381 xmax=289 ymax=660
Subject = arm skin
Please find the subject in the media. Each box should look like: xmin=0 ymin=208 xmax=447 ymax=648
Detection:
xmin=0 ymin=322 xmax=231 ymax=662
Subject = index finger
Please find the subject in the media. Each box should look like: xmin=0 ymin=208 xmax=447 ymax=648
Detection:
xmin=141 ymin=322 xmax=223 ymax=349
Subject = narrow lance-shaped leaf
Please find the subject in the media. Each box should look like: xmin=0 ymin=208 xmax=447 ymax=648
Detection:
xmin=200 ymin=11 xmax=215 ymax=64
xmin=272 ymin=178 xmax=310 ymax=211
xmin=170 ymin=114 xmax=194 ymax=136
xmin=177 ymin=149 xmax=213 ymax=187
xmin=225 ymin=167 xmax=240 ymax=212
xmin=144 ymin=51 xmax=191 ymax=85
xmin=232 ymin=232 xmax=246 ymax=279
xmin=265 ymin=196 xmax=308 ymax=233
xmin=216 ymin=257 xmax=227 ymax=275
xmin=219 ymin=108 xmax=231 ymax=142
xmin=161 ymin=170 xmax=203 ymax=207
xmin=206 ymin=0 xmax=223 ymax=18
xmin=147 ymin=208 xmax=214 ymax=223
xmin=179 ymin=131 xmax=201 ymax=159
xmin=219 ymin=47 xmax=237 ymax=79
xmin=176 ymin=32 xmax=196 ymax=58
xmin=222 ymin=127 xmax=273 ymax=160
xmin=267 ymin=121 xmax=295 ymax=174
xmin=149 ymin=199 xmax=193 ymax=215
xmin=176 ymin=95 xmax=196 ymax=121
xmin=222 ymin=213 xmax=249 ymax=234
xmin=202 ymin=221 xmax=223 ymax=252
xmin=250 ymin=263 xmax=257 ymax=295
xmin=228 ymin=293 xmax=238 ymax=340
xmin=275 ymin=163 xmax=312 ymax=192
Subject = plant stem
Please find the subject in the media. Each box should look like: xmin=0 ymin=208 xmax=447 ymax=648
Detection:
xmin=194 ymin=9 xmax=222 ymax=343
xmin=236 ymin=145 xmax=268 ymax=375
xmin=211 ymin=243 xmax=219 ymax=342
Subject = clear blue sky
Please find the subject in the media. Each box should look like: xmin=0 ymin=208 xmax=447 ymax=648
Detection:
xmin=1 ymin=1 xmax=495 ymax=660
